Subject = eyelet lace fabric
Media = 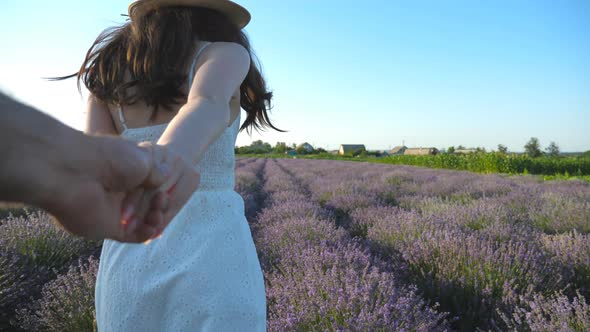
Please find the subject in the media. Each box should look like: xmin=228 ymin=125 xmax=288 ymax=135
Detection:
xmin=121 ymin=114 xmax=240 ymax=191
xmin=95 ymin=111 xmax=267 ymax=331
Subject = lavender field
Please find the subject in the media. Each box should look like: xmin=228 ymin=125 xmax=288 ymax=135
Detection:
xmin=1 ymin=158 xmax=589 ymax=331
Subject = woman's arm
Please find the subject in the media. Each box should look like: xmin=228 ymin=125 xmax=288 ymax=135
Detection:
xmin=157 ymin=42 xmax=250 ymax=165
xmin=85 ymin=94 xmax=118 ymax=135
xmin=83 ymin=93 xmax=204 ymax=242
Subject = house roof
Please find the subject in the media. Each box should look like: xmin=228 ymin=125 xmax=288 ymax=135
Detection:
xmin=297 ymin=142 xmax=314 ymax=148
xmin=455 ymin=149 xmax=478 ymax=153
xmin=339 ymin=145 xmax=366 ymax=153
xmin=405 ymin=147 xmax=438 ymax=151
xmin=390 ymin=145 xmax=407 ymax=153
xmin=404 ymin=147 xmax=439 ymax=155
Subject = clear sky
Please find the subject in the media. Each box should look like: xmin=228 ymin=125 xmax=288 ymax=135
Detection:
xmin=1 ymin=0 xmax=588 ymax=152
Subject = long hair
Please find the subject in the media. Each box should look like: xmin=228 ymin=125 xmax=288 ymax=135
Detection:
xmin=57 ymin=6 xmax=284 ymax=134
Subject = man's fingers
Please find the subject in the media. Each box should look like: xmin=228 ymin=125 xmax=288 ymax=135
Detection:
xmin=144 ymin=209 xmax=164 ymax=229
xmin=120 ymin=188 xmax=145 ymax=230
xmin=150 ymin=191 xmax=169 ymax=211
xmin=144 ymin=193 xmax=167 ymax=228
xmin=98 ymin=137 xmax=153 ymax=191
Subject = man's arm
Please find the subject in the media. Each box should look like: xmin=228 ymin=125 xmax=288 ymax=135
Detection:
xmin=0 ymin=92 xmax=100 ymax=207
xmin=0 ymin=92 xmax=171 ymax=242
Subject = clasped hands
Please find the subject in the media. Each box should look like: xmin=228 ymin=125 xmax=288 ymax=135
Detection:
xmin=119 ymin=141 xmax=201 ymax=244
xmin=47 ymin=136 xmax=200 ymax=244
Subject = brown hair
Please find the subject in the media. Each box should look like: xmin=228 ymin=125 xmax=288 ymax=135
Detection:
xmin=57 ymin=6 xmax=284 ymax=134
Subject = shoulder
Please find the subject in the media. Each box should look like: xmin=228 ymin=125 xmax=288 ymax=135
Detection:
xmin=187 ymin=42 xmax=250 ymax=102
xmin=200 ymin=41 xmax=250 ymax=66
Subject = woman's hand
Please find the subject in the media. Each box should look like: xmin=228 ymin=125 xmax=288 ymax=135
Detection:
xmin=119 ymin=142 xmax=201 ymax=243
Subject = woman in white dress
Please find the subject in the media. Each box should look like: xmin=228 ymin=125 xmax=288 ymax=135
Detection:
xmin=62 ymin=0 xmax=284 ymax=330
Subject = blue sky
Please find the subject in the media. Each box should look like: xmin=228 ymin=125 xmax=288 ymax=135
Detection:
xmin=1 ymin=0 xmax=588 ymax=152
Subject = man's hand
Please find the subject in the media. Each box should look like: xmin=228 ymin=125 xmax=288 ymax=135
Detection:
xmin=0 ymin=92 xmax=200 ymax=243
xmin=0 ymin=93 xmax=200 ymax=243
xmin=41 ymin=135 xmax=176 ymax=243
xmin=119 ymin=142 xmax=201 ymax=244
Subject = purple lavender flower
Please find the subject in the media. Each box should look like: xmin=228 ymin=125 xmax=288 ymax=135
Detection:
xmin=0 ymin=210 xmax=100 ymax=270
xmin=0 ymin=250 xmax=50 ymax=330
xmin=500 ymin=289 xmax=589 ymax=331
xmin=266 ymin=241 xmax=450 ymax=331
xmin=15 ymin=256 xmax=99 ymax=332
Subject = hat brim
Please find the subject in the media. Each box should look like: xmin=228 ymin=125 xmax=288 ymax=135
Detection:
xmin=128 ymin=0 xmax=251 ymax=29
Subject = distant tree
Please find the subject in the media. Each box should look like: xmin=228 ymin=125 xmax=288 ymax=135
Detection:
xmin=291 ymin=143 xmax=296 ymax=150
xmin=581 ymin=151 xmax=590 ymax=158
xmin=295 ymin=145 xmax=308 ymax=154
xmin=314 ymin=147 xmax=327 ymax=154
xmin=497 ymin=144 xmax=508 ymax=154
xmin=524 ymin=137 xmax=542 ymax=158
xmin=235 ymin=140 xmax=273 ymax=154
xmin=457 ymin=145 xmax=466 ymax=150
xmin=447 ymin=146 xmax=455 ymax=154
xmin=273 ymin=142 xmax=288 ymax=154
xmin=252 ymin=140 xmax=272 ymax=152
xmin=545 ymin=141 xmax=560 ymax=157
xmin=475 ymin=147 xmax=486 ymax=153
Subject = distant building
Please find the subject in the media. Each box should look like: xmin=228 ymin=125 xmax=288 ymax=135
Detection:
xmin=339 ymin=144 xmax=366 ymax=156
xmin=454 ymin=148 xmax=478 ymax=154
xmin=285 ymin=150 xmax=297 ymax=156
xmin=296 ymin=142 xmax=314 ymax=153
xmin=404 ymin=147 xmax=439 ymax=156
xmin=390 ymin=145 xmax=407 ymax=155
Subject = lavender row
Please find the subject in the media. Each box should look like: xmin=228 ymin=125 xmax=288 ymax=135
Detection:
xmin=255 ymin=159 xmax=450 ymax=331
xmin=275 ymin=158 xmax=590 ymax=331
xmin=4 ymin=157 xmax=588 ymax=331
xmin=15 ymin=256 xmax=99 ymax=331
xmin=234 ymin=157 xmax=268 ymax=220
xmin=0 ymin=210 xmax=100 ymax=331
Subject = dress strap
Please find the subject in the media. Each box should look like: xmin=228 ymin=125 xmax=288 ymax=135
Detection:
xmin=116 ymin=104 xmax=129 ymax=131
xmin=188 ymin=41 xmax=212 ymax=86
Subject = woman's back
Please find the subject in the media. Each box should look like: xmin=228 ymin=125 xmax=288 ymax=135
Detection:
xmin=110 ymin=41 xmax=241 ymax=135
xmin=117 ymin=41 xmax=241 ymax=191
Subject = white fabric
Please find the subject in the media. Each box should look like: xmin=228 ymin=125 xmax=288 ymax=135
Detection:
xmin=95 ymin=44 xmax=266 ymax=332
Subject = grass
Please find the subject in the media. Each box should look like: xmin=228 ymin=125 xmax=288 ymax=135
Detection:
xmin=236 ymin=153 xmax=590 ymax=182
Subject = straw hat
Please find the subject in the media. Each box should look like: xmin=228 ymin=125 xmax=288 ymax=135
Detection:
xmin=128 ymin=0 xmax=251 ymax=29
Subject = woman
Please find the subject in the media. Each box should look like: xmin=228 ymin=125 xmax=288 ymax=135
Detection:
xmin=66 ymin=0 xmax=284 ymax=330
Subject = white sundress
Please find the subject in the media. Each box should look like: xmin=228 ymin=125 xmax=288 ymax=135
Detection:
xmin=94 ymin=41 xmax=267 ymax=332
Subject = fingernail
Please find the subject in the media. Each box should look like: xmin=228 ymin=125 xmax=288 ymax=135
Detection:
xmin=122 ymin=205 xmax=135 ymax=221
xmin=121 ymin=219 xmax=129 ymax=231
xmin=167 ymin=184 xmax=176 ymax=195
